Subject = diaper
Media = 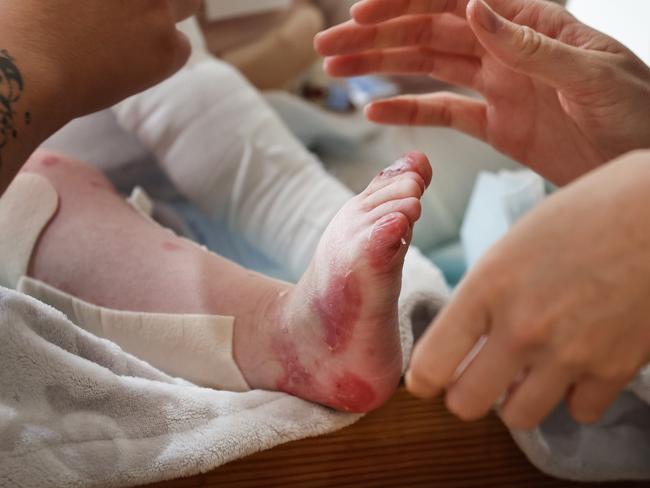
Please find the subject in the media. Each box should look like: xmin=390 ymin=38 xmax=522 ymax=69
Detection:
xmin=0 ymin=173 xmax=250 ymax=392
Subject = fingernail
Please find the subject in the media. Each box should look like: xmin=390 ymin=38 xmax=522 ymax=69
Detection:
xmin=474 ymin=0 xmax=502 ymax=34
xmin=405 ymin=370 xmax=440 ymax=399
xmin=350 ymin=2 xmax=361 ymax=19
xmin=323 ymin=57 xmax=335 ymax=74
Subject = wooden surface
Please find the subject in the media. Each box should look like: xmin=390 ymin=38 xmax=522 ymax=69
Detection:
xmin=148 ymin=387 xmax=644 ymax=488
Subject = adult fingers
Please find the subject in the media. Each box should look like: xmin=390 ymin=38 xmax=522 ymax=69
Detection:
xmin=566 ymin=377 xmax=626 ymax=424
xmin=171 ymin=0 xmax=201 ymax=22
xmin=466 ymin=0 xmax=598 ymax=89
xmin=407 ymin=277 xmax=490 ymax=399
xmin=351 ymin=0 xmax=469 ymax=24
xmin=325 ymin=48 xmax=482 ymax=90
xmin=366 ymin=93 xmax=488 ymax=141
xmin=315 ymin=15 xmax=481 ymax=58
xmin=498 ymin=364 xmax=574 ymax=429
xmin=444 ymin=334 xmax=525 ymax=421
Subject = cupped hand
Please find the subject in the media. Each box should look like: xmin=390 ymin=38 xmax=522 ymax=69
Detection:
xmin=406 ymin=149 xmax=650 ymax=429
xmin=7 ymin=0 xmax=200 ymax=120
xmin=315 ymin=0 xmax=650 ymax=185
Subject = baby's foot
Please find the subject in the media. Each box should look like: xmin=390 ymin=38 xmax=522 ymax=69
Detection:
xmin=236 ymin=152 xmax=432 ymax=412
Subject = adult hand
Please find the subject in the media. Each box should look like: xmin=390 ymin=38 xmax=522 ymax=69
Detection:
xmin=315 ymin=0 xmax=650 ymax=185
xmin=407 ymin=149 xmax=650 ymax=429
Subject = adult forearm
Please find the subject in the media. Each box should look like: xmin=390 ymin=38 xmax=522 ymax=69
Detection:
xmin=0 ymin=47 xmax=66 ymax=192
xmin=0 ymin=0 xmax=201 ymax=193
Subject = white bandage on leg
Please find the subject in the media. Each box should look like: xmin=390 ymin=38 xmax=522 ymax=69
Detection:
xmin=0 ymin=173 xmax=249 ymax=392
xmin=0 ymin=173 xmax=59 ymax=289
xmin=17 ymin=277 xmax=249 ymax=391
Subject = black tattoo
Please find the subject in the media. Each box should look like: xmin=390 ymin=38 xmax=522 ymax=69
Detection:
xmin=0 ymin=50 xmax=25 ymax=166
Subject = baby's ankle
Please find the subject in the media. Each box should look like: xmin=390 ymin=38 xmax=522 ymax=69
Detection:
xmin=232 ymin=281 xmax=294 ymax=390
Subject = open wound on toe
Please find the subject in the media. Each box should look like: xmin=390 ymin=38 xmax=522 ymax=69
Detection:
xmin=378 ymin=152 xmax=431 ymax=191
xmin=379 ymin=157 xmax=411 ymax=179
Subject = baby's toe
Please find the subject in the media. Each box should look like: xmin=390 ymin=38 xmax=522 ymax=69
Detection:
xmin=369 ymin=197 xmax=422 ymax=226
xmin=367 ymin=212 xmax=412 ymax=269
xmin=362 ymin=174 xmax=425 ymax=211
xmin=363 ymin=152 xmax=432 ymax=197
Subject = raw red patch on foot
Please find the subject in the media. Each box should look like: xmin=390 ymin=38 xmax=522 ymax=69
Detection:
xmin=273 ymin=338 xmax=314 ymax=396
xmin=313 ymin=271 xmax=362 ymax=354
xmin=331 ymin=372 xmax=376 ymax=412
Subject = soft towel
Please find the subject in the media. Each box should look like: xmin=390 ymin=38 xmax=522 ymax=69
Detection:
xmin=511 ymin=369 xmax=650 ymax=482
xmin=3 ymin=281 xmax=648 ymax=486
xmin=0 ymin=287 xmax=359 ymax=488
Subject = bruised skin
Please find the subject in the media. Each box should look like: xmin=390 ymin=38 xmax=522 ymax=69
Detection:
xmin=23 ymin=150 xmax=431 ymax=413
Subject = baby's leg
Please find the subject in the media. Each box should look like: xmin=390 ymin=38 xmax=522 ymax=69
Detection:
xmin=114 ymin=58 xmax=451 ymax=353
xmin=24 ymin=149 xmax=431 ymax=412
xmin=113 ymin=61 xmax=357 ymax=279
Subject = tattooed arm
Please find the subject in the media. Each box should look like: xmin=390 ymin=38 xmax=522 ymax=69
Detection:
xmin=0 ymin=49 xmax=67 ymax=192
xmin=0 ymin=0 xmax=200 ymax=193
xmin=0 ymin=51 xmax=26 ymax=159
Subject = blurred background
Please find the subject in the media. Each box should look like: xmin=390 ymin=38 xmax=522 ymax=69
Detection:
xmin=46 ymin=0 xmax=650 ymax=287
xmin=197 ymin=0 xmax=649 ymax=284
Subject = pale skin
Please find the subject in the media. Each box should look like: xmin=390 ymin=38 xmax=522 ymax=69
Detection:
xmin=0 ymin=0 xmax=435 ymax=414
xmin=0 ymin=0 xmax=200 ymax=191
xmin=22 ymin=149 xmax=433 ymax=413
xmin=410 ymin=149 xmax=650 ymax=428
xmin=316 ymin=0 xmax=650 ymax=428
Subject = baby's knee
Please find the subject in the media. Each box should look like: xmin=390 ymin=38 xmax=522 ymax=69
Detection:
xmin=24 ymin=150 xmax=89 ymax=175
xmin=22 ymin=150 xmax=114 ymax=194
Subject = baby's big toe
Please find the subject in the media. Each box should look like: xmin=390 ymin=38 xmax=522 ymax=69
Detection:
xmin=378 ymin=152 xmax=431 ymax=188
xmin=362 ymin=152 xmax=432 ymax=206
xmin=400 ymin=152 xmax=432 ymax=187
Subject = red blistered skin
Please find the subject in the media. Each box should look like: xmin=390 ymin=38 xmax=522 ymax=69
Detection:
xmin=272 ymin=337 xmax=377 ymax=412
xmin=367 ymin=214 xmax=410 ymax=270
xmin=378 ymin=152 xmax=431 ymax=191
xmin=313 ymin=271 xmax=362 ymax=354
xmin=162 ymin=241 xmax=183 ymax=252
xmin=330 ymin=371 xmax=377 ymax=413
xmin=41 ymin=155 xmax=60 ymax=167
xmin=273 ymin=337 xmax=315 ymax=396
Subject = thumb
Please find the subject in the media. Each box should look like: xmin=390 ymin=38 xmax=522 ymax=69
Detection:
xmin=467 ymin=0 xmax=594 ymax=89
